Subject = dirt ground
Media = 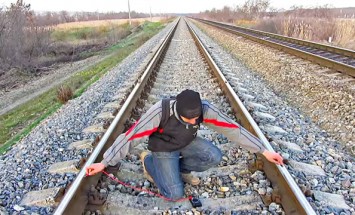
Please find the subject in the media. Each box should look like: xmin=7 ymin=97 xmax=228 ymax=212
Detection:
xmin=0 ymin=54 xmax=106 ymax=115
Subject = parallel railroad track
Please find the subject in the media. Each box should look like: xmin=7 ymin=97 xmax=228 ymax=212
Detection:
xmin=194 ymin=18 xmax=355 ymax=78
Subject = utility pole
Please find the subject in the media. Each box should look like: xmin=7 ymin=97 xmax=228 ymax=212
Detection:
xmin=128 ymin=0 xmax=131 ymax=26
xmin=150 ymin=6 xmax=152 ymax=21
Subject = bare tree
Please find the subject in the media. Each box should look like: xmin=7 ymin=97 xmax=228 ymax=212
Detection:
xmin=238 ymin=0 xmax=270 ymax=20
xmin=0 ymin=0 xmax=52 ymax=73
xmin=0 ymin=1 xmax=152 ymax=74
xmin=196 ymin=0 xmax=270 ymax=22
xmin=60 ymin=10 xmax=71 ymax=23
xmin=0 ymin=0 xmax=30 ymax=70
xmin=220 ymin=6 xmax=234 ymax=22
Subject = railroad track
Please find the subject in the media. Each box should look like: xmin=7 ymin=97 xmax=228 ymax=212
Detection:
xmin=53 ymin=17 xmax=313 ymax=214
xmin=6 ymin=18 xmax=352 ymax=214
xmin=194 ymin=18 xmax=355 ymax=78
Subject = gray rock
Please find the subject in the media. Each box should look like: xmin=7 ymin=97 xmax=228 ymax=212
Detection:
xmin=107 ymin=185 xmax=116 ymax=191
xmin=269 ymin=202 xmax=279 ymax=211
xmin=13 ymin=205 xmax=24 ymax=212
xmin=258 ymin=188 xmax=266 ymax=195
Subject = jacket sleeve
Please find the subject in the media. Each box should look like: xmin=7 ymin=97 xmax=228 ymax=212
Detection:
xmin=201 ymin=100 xmax=266 ymax=153
xmin=101 ymin=100 xmax=162 ymax=167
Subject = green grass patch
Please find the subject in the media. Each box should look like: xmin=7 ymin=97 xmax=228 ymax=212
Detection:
xmin=0 ymin=21 xmax=166 ymax=154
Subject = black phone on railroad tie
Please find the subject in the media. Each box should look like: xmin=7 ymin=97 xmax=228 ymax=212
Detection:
xmin=190 ymin=197 xmax=202 ymax=207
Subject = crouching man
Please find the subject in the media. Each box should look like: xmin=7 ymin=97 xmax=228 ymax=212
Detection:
xmin=86 ymin=89 xmax=283 ymax=200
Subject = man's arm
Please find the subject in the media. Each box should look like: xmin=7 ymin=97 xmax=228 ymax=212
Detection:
xmin=99 ymin=101 xmax=162 ymax=167
xmin=201 ymin=100 xmax=266 ymax=153
xmin=86 ymin=101 xmax=163 ymax=176
xmin=201 ymin=100 xmax=283 ymax=165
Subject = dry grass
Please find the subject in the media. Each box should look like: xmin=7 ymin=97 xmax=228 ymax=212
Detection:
xmin=57 ymin=85 xmax=73 ymax=103
xmin=234 ymin=19 xmax=258 ymax=28
xmin=334 ymin=19 xmax=355 ymax=49
xmin=56 ymin=17 xmax=165 ymax=29
xmin=254 ymin=17 xmax=355 ymax=50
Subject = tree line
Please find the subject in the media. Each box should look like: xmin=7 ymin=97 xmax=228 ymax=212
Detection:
xmin=197 ymin=0 xmax=355 ymax=22
xmin=36 ymin=11 xmax=149 ymax=27
xmin=0 ymin=0 xmax=150 ymax=75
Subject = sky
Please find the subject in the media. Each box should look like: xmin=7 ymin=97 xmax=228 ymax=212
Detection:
xmin=1 ymin=0 xmax=355 ymax=14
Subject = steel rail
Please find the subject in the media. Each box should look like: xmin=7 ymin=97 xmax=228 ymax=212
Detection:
xmin=186 ymin=19 xmax=316 ymax=215
xmin=194 ymin=18 xmax=355 ymax=78
xmin=54 ymin=18 xmax=180 ymax=215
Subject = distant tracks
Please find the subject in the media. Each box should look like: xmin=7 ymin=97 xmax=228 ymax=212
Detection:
xmin=195 ymin=18 xmax=355 ymax=78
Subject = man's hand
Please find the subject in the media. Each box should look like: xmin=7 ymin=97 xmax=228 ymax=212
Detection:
xmin=262 ymin=150 xmax=284 ymax=165
xmin=85 ymin=163 xmax=105 ymax=176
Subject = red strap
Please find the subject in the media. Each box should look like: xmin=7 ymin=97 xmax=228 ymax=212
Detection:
xmin=102 ymin=171 xmax=192 ymax=202
xmin=125 ymin=120 xmax=139 ymax=136
xmin=203 ymin=118 xmax=239 ymax=128
xmin=128 ymin=127 xmax=158 ymax=141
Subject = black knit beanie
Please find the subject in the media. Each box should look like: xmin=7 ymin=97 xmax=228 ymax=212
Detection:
xmin=176 ymin=89 xmax=202 ymax=118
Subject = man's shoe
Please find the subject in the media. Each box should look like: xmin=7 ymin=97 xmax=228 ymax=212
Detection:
xmin=140 ymin=151 xmax=154 ymax=183
xmin=181 ymin=173 xmax=200 ymax=185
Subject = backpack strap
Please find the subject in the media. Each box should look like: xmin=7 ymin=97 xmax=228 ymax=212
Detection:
xmin=159 ymin=98 xmax=171 ymax=129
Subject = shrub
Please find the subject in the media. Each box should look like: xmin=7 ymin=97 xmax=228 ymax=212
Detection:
xmin=57 ymin=85 xmax=73 ymax=104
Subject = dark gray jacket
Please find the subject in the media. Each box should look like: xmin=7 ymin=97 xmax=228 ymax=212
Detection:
xmin=101 ymin=99 xmax=266 ymax=167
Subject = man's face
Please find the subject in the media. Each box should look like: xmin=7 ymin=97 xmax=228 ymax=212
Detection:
xmin=180 ymin=116 xmax=199 ymax=125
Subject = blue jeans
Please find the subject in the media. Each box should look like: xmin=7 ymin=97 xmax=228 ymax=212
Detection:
xmin=144 ymin=136 xmax=222 ymax=200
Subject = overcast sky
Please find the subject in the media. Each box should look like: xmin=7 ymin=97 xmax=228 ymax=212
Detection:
xmin=1 ymin=0 xmax=355 ymax=13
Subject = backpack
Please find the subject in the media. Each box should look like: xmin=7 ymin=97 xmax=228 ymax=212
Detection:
xmin=159 ymin=98 xmax=173 ymax=130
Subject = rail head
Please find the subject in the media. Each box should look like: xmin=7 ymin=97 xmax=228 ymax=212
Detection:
xmin=186 ymin=18 xmax=316 ymax=215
